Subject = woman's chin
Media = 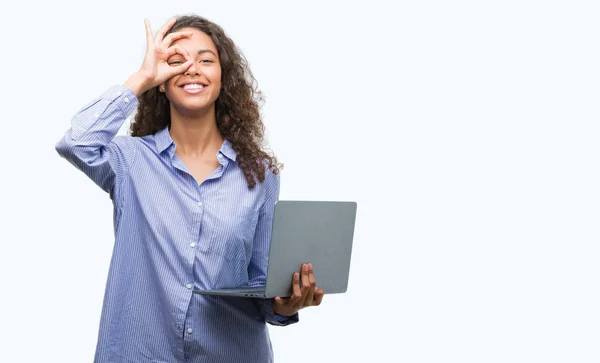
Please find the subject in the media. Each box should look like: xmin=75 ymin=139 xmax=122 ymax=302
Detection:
xmin=172 ymin=101 xmax=216 ymax=117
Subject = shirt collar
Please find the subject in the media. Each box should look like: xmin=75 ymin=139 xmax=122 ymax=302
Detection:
xmin=155 ymin=126 xmax=173 ymax=154
xmin=219 ymin=139 xmax=237 ymax=161
xmin=154 ymin=126 xmax=237 ymax=161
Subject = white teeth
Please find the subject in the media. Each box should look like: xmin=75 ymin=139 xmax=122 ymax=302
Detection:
xmin=183 ymin=84 xmax=205 ymax=90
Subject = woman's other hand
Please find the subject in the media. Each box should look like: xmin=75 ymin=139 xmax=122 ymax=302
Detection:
xmin=272 ymin=263 xmax=325 ymax=316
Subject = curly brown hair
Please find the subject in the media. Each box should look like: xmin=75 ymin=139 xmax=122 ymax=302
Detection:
xmin=130 ymin=14 xmax=281 ymax=189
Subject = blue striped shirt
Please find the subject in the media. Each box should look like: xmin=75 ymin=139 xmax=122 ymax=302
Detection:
xmin=55 ymin=85 xmax=298 ymax=363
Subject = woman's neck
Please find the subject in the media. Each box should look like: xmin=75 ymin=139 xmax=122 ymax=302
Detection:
xmin=169 ymin=105 xmax=224 ymax=157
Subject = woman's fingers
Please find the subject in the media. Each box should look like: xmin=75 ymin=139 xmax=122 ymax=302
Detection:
xmin=163 ymin=45 xmax=193 ymax=76
xmin=138 ymin=18 xmax=191 ymax=89
xmin=162 ymin=31 xmax=194 ymax=48
xmin=144 ymin=19 xmax=154 ymax=50
xmin=312 ymin=288 xmax=325 ymax=306
xmin=288 ymin=272 xmax=303 ymax=306
xmin=304 ymin=263 xmax=316 ymax=306
xmin=154 ymin=17 xmax=177 ymax=46
xmin=293 ymin=263 xmax=314 ymax=308
xmin=273 ymin=266 xmax=324 ymax=316
xmin=293 ymin=264 xmax=308 ymax=308
xmin=166 ymin=45 xmax=192 ymax=60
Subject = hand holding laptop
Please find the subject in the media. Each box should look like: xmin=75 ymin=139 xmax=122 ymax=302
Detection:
xmin=273 ymin=263 xmax=325 ymax=316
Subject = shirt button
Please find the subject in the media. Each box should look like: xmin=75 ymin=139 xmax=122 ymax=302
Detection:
xmin=93 ymin=113 xmax=99 ymax=118
xmin=190 ymin=242 xmax=196 ymax=248
xmin=116 ymin=91 xmax=122 ymax=96
xmin=197 ymin=201 xmax=203 ymax=207
xmin=124 ymin=97 xmax=129 ymax=103
xmin=186 ymin=283 xmax=192 ymax=289
xmin=187 ymin=328 xmax=193 ymax=334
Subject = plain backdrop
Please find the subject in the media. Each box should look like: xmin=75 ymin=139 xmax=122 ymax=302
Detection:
xmin=1 ymin=0 xmax=599 ymax=362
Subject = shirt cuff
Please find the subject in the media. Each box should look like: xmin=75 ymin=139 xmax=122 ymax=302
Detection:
xmin=260 ymin=299 xmax=299 ymax=326
xmin=100 ymin=85 xmax=139 ymax=118
xmin=274 ymin=313 xmax=298 ymax=325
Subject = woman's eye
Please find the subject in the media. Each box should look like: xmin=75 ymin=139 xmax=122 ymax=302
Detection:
xmin=200 ymin=60 xmax=213 ymax=63
xmin=169 ymin=61 xmax=183 ymax=65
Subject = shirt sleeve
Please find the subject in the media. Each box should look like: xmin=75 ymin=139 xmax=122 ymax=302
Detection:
xmin=248 ymin=170 xmax=299 ymax=326
xmin=55 ymin=85 xmax=139 ymax=201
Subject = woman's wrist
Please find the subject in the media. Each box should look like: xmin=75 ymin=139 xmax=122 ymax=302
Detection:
xmin=124 ymin=72 xmax=152 ymax=97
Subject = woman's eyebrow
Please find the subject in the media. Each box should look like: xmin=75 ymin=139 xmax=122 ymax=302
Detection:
xmin=197 ymin=49 xmax=217 ymax=56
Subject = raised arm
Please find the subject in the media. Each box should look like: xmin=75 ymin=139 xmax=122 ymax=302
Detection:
xmin=55 ymin=18 xmax=195 ymax=197
xmin=55 ymin=86 xmax=139 ymax=197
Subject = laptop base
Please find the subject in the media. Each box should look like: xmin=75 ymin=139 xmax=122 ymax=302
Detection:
xmin=193 ymin=287 xmax=267 ymax=298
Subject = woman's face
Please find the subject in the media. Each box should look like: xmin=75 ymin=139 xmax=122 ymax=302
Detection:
xmin=162 ymin=27 xmax=222 ymax=116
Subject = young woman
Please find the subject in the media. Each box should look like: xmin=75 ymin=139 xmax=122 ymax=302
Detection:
xmin=56 ymin=14 xmax=323 ymax=363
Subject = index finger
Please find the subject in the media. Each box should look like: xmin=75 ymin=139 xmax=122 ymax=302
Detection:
xmin=144 ymin=19 xmax=154 ymax=49
xmin=166 ymin=44 xmax=191 ymax=59
xmin=162 ymin=31 xmax=194 ymax=48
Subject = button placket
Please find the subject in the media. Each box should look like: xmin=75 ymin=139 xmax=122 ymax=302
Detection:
xmin=189 ymin=199 xmax=203 ymax=259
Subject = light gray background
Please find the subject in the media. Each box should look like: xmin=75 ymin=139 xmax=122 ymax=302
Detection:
xmin=1 ymin=0 xmax=598 ymax=362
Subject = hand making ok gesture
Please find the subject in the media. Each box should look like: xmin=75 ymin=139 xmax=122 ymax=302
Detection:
xmin=125 ymin=18 xmax=195 ymax=96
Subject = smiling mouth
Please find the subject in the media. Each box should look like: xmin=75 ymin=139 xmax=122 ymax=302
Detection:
xmin=180 ymin=83 xmax=207 ymax=94
xmin=182 ymin=84 xmax=206 ymax=90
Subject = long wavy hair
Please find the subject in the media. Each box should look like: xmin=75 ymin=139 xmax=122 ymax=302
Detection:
xmin=130 ymin=14 xmax=281 ymax=189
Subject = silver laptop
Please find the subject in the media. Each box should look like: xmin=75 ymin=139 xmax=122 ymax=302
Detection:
xmin=194 ymin=200 xmax=357 ymax=299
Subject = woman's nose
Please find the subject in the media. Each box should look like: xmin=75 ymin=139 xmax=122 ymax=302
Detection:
xmin=185 ymin=62 xmax=199 ymax=76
